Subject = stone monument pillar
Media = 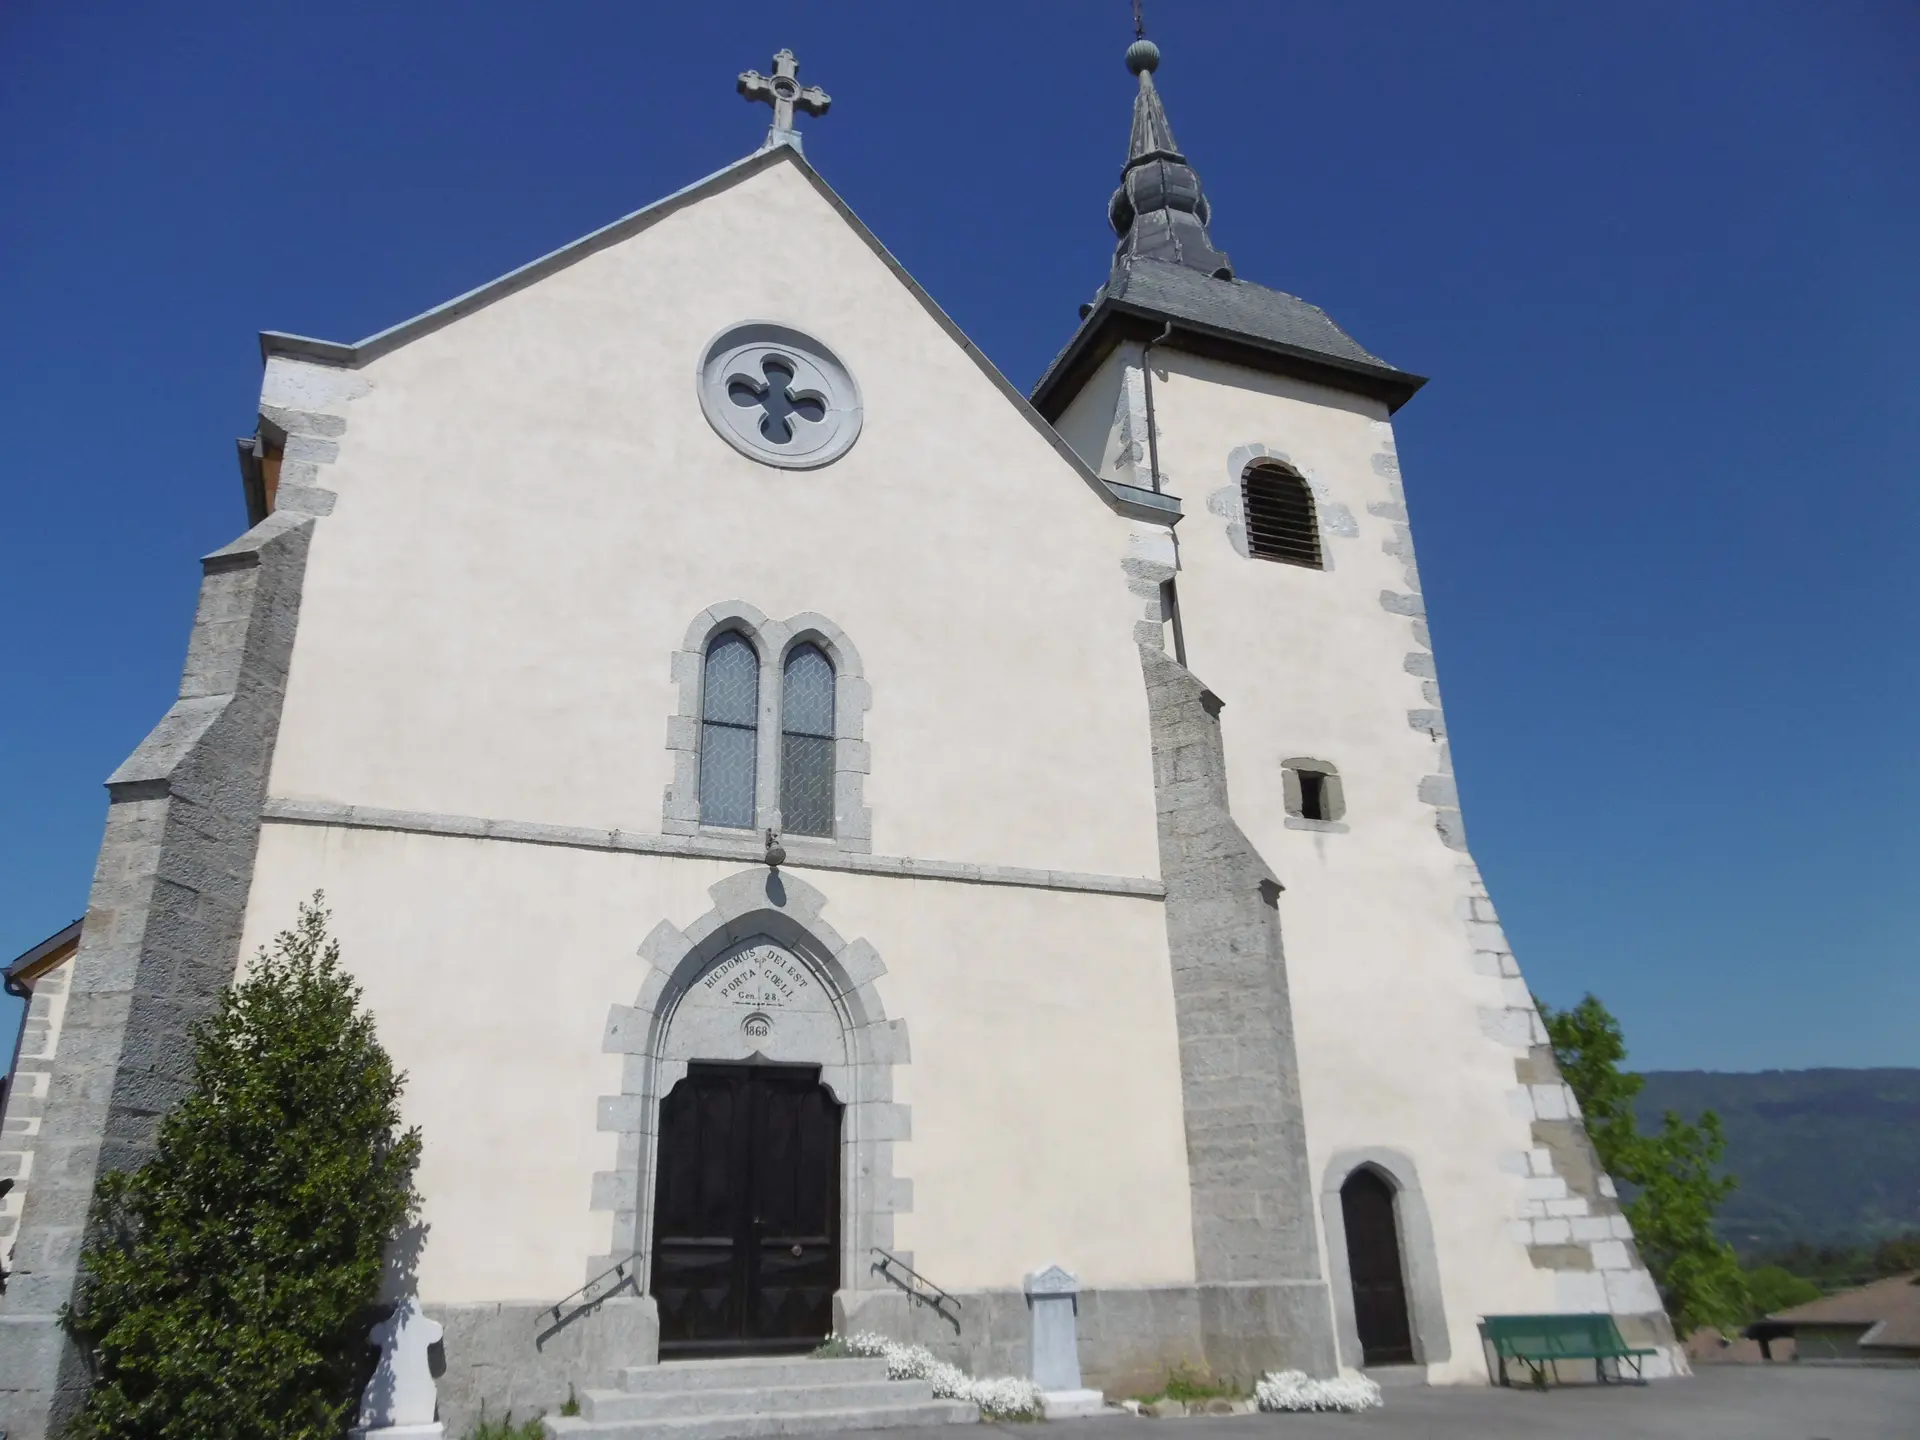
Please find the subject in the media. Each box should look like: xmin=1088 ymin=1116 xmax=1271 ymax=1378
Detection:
xmin=1025 ymin=1265 xmax=1104 ymax=1419
xmin=352 ymin=1295 xmax=446 ymax=1440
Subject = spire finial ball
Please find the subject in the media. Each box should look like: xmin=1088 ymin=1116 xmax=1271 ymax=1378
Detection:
xmin=1126 ymin=38 xmax=1160 ymax=75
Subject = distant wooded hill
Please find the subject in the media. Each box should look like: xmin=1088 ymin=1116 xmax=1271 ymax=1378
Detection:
xmin=1635 ymin=1068 xmax=1920 ymax=1254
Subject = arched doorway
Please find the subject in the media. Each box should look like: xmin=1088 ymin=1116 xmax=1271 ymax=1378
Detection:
xmin=1340 ymin=1167 xmax=1415 ymax=1366
xmin=651 ymin=1061 xmax=843 ymax=1356
xmin=600 ymin=870 xmax=915 ymax=1364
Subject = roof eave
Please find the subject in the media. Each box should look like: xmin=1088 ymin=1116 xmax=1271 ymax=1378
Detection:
xmin=251 ymin=145 xmax=1175 ymax=528
xmin=5 ymin=919 xmax=82 ymax=986
xmin=1032 ymin=296 xmax=1428 ymax=420
xmin=258 ymin=145 xmax=798 ymax=371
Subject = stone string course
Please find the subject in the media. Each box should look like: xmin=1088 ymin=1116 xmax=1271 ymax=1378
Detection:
xmin=260 ymin=798 xmax=1165 ymax=899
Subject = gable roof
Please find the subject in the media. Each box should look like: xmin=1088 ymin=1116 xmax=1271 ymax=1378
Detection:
xmin=257 ymin=146 xmax=1179 ymax=527
xmin=4 ymin=920 xmax=81 ymax=989
xmin=1031 ymin=260 xmax=1427 ymax=421
xmin=1763 ymin=1272 xmax=1920 ymax=1352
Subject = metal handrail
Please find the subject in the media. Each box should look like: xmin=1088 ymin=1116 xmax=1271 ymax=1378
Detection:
xmin=542 ymin=1252 xmax=641 ymax=1328
xmin=869 ymin=1246 xmax=963 ymax=1315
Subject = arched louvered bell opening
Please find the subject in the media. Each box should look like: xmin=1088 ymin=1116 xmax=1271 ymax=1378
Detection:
xmin=1242 ymin=463 xmax=1323 ymax=569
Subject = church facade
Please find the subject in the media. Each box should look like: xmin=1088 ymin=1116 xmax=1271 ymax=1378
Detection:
xmin=0 ymin=41 xmax=1680 ymax=1438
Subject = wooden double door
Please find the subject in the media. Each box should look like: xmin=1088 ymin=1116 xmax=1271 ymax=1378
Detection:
xmin=650 ymin=1062 xmax=843 ymax=1356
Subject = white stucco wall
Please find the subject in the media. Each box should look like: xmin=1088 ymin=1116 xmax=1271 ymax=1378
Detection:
xmin=263 ymin=155 xmax=1160 ymax=882
xmin=240 ymin=154 xmax=1200 ymax=1306
xmin=239 ymin=821 xmax=1195 ymax=1304
xmin=1062 ymin=345 xmax=1567 ymax=1380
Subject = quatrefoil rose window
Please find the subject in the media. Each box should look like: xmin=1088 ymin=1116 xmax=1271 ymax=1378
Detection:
xmin=697 ymin=322 xmax=863 ymax=469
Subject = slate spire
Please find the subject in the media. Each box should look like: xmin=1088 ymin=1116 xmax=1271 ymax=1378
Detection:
xmin=1109 ymin=40 xmax=1233 ymax=280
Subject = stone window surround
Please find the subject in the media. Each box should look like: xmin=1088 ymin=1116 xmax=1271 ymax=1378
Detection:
xmin=663 ymin=602 xmax=872 ymax=854
xmin=595 ymin=866 xmax=911 ymax=1295
xmin=695 ymin=321 xmax=865 ymax=472
xmin=1319 ymin=1147 xmax=1451 ymax=1371
xmin=1211 ymin=443 xmax=1359 ymax=571
xmin=1281 ymin=755 xmax=1348 ymax=834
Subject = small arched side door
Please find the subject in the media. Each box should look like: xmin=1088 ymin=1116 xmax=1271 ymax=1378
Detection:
xmin=1340 ymin=1167 xmax=1415 ymax=1365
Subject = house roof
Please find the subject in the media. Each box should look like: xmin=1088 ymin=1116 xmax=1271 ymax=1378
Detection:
xmin=1766 ymin=1273 xmax=1920 ymax=1351
xmin=4 ymin=920 xmax=82 ymax=988
xmin=254 ymin=144 xmax=1180 ymax=528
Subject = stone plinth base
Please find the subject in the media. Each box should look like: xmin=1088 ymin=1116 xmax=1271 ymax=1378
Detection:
xmin=350 ymin=1426 xmax=443 ymax=1440
xmin=837 ymin=1278 xmax=1336 ymax=1398
xmin=1042 ymin=1389 xmax=1107 ymax=1419
xmin=426 ymin=1295 xmax=658 ymax=1436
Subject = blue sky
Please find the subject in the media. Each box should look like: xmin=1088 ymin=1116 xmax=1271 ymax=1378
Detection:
xmin=2 ymin=2 xmax=1914 ymax=1074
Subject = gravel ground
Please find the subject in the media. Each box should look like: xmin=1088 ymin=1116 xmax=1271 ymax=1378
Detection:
xmin=942 ymin=1366 xmax=1918 ymax=1440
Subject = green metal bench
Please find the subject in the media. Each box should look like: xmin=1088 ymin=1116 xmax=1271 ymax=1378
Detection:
xmin=1482 ymin=1313 xmax=1658 ymax=1387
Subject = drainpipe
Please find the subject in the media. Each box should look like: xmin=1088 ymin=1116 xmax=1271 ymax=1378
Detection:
xmin=1138 ymin=322 xmax=1188 ymax=667
xmin=1140 ymin=322 xmax=1174 ymax=493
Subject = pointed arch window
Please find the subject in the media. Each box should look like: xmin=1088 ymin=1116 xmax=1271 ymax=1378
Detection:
xmin=1243 ymin=462 xmax=1323 ymax=569
xmin=699 ymin=631 xmax=760 ymax=829
xmin=780 ymin=643 xmax=836 ymax=837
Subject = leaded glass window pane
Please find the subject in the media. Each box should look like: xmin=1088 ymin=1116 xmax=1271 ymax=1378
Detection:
xmin=781 ymin=644 xmax=835 ymax=837
xmin=700 ymin=632 xmax=759 ymax=828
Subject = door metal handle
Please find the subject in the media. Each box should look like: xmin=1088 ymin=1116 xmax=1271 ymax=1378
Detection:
xmin=791 ymin=1244 xmax=803 ymax=1257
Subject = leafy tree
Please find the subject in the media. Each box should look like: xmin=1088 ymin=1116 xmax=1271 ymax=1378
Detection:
xmin=1754 ymin=1231 xmax=1920 ymax=1293
xmin=1871 ymin=1232 xmax=1920 ymax=1277
xmin=1538 ymin=993 xmax=1749 ymax=1333
xmin=65 ymin=895 xmax=421 ymax=1440
xmin=1745 ymin=1264 xmax=1821 ymax=1317
xmin=1534 ymin=995 xmax=1642 ymax=1168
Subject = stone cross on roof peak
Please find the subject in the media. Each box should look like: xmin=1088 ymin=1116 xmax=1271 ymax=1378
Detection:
xmin=738 ymin=48 xmax=831 ymax=155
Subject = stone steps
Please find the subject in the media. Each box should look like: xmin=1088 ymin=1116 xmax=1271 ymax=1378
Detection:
xmin=619 ymin=1358 xmax=889 ymax=1393
xmin=543 ymin=1356 xmax=978 ymax=1440
xmin=583 ymin=1378 xmax=925 ymax=1423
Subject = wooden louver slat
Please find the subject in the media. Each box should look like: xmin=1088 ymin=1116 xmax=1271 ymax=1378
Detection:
xmin=1242 ymin=464 xmax=1323 ymax=568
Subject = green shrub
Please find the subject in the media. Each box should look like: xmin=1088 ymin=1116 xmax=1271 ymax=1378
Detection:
xmin=467 ymin=1410 xmax=547 ymax=1440
xmin=64 ymin=895 xmax=421 ymax=1440
xmin=1162 ymin=1366 xmax=1241 ymax=1403
xmin=1129 ymin=1365 xmax=1243 ymax=1404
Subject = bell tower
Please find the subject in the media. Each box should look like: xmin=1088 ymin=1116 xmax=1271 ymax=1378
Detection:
xmin=1035 ymin=39 xmax=1684 ymax=1381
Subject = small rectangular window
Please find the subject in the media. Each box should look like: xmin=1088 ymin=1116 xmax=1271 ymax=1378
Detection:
xmin=1284 ymin=759 xmax=1345 ymax=825
xmin=1298 ymin=770 xmax=1328 ymax=822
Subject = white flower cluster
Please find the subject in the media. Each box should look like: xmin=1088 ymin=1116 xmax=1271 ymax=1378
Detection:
xmin=828 ymin=1331 xmax=1046 ymax=1421
xmin=1253 ymin=1369 xmax=1384 ymax=1413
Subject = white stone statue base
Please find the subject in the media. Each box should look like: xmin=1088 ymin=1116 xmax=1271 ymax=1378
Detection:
xmin=350 ymin=1425 xmax=444 ymax=1440
xmin=1041 ymin=1389 xmax=1106 ymax=1419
